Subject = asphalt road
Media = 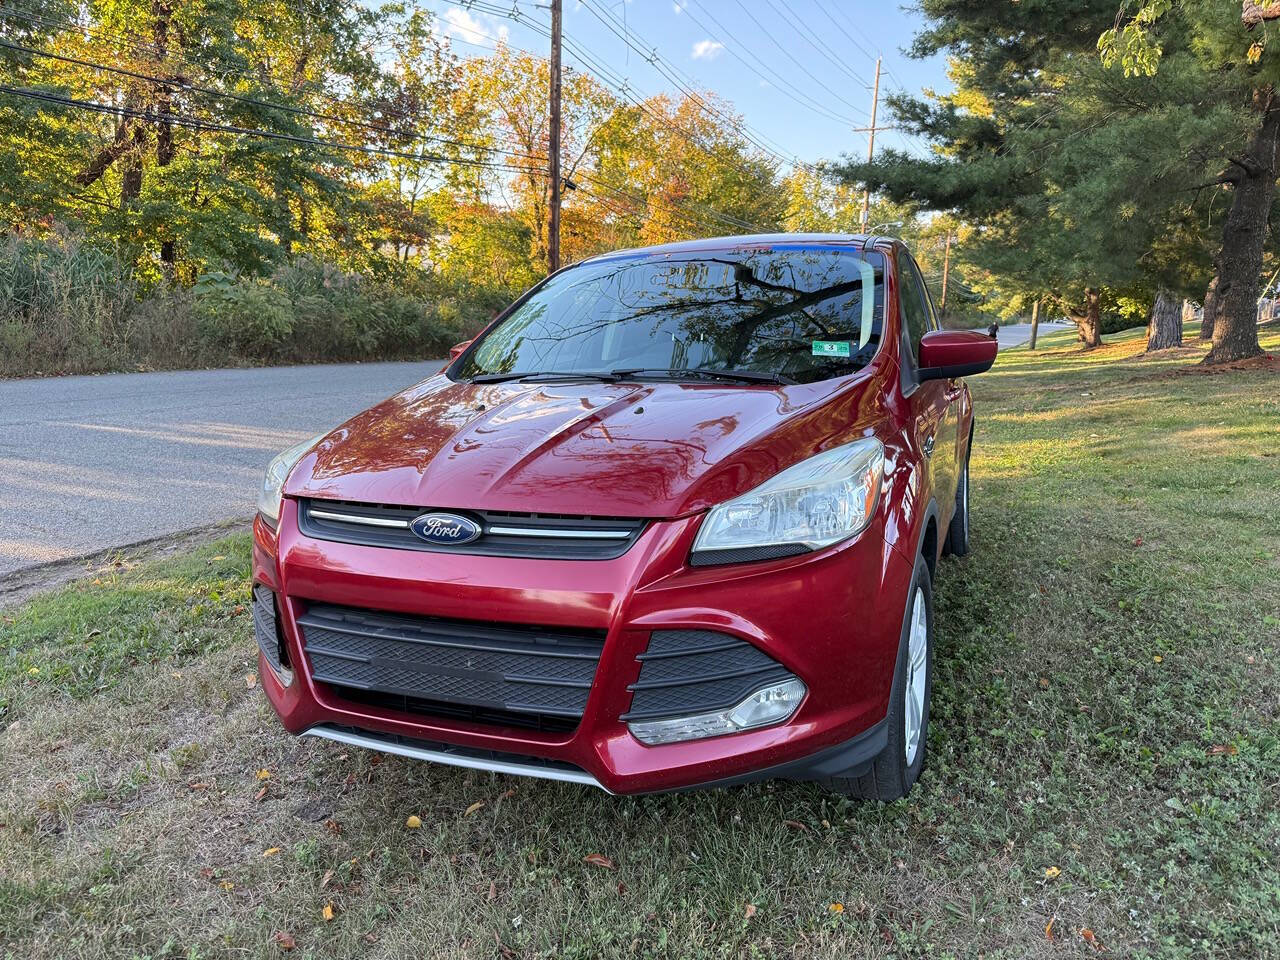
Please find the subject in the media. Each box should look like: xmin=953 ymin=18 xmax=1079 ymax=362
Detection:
xmin=982 ymin=320 xmax=1073 ymax=349
xmin=0 ymin=361 xmax=440 ymax=578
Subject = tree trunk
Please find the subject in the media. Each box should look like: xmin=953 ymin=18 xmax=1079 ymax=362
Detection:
xmin=1077 ymin=287 xmax=1103 ymax=348
xmin=1204 ymin=89 xmax=1276 ymax=365
xmin=1200 ymin=272 xmax=1219 ymax=340
xmin=1028 ymin=299 xmax=1040 ymax=351
xmin=1146 ymin=287 xmax=1182 ymax=351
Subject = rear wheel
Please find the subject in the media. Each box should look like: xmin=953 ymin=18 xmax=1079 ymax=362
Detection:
xmin=943 ymin=447 xmax=972 ymax=557
xmin=821 ymin=556 xmax=934 ymax=801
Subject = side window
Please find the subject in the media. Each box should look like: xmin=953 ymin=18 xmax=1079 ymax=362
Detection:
xmin=896 ymin=250 xmax=931 ymax=364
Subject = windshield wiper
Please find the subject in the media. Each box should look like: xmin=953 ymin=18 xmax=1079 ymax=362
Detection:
xmin=469 ymin=370 xmax=622 ymax=384
xmin=609 ymin=367 xmax=796 ymax=385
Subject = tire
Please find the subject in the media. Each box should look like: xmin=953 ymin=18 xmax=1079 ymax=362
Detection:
xmin=821 ymin=556 xmax=934 ymax=801
xmin=943 ymin=444 xmax=972 ymax=557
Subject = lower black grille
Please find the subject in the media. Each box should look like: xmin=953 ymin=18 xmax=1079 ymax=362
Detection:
xmin=252 ymin=585 xmax=290 ymax=677
xmin=620 ymin=630 xmax=797 ymax=722
xmin=297 ymin=602 xmax=605 ymax=732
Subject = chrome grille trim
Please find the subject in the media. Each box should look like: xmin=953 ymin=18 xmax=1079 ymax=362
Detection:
xmin=308 ymin=509 xmax=410 ymax=528
xmin=297 ymin=498 xmax=648 ymax=560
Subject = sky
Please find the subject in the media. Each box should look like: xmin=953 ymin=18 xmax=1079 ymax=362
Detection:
xmin=421 ymin=0 xmax=952 ymax=170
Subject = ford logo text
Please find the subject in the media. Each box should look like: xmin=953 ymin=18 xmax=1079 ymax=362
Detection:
xmin=409 ymin=512 xmax=482 ymax=546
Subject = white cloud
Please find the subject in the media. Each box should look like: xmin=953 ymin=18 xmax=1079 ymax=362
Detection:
xmin=691 ymin=39 xmax=724 ymax=60
xmin=440 ymin=7 xmax=508 ymax=47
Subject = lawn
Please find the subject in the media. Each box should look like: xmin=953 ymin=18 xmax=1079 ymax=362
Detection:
xmin=2 ymin=325 xmax=1278 ymax=959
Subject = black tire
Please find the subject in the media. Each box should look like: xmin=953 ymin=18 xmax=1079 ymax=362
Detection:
xmin=943 ymin=443 xmax=972 ymax=557
xmin=821 ymin=556 xmax=934 ymax=801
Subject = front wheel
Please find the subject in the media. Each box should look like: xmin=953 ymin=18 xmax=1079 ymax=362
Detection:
xmin=821 ymin=556 xmax=934 ymax=801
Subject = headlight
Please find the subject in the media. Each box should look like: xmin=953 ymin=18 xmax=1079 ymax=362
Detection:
xmin=257 ymin=435 xmax=323 ymax=527
xmin=691 ymin=437 xmax=884 ymax=565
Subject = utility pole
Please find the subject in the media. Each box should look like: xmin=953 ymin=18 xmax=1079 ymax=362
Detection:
xmin=548 ymin=0 xmax=562 ymax=273
xmin=859 ymin=57 xmax=882 ymax=230
xmin=939 ymin=228 xmax=952 ymax=312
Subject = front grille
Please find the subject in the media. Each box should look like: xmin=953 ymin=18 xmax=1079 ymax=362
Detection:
xmin=620 ymin=629 xmax=797 ymax=722
xmin=297 ymin=498 xmax=647 ymax=561
xmin=297 ymin=602 xmax=605 ymax=733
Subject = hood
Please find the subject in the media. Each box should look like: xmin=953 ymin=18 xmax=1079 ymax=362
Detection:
xmin=286 ymin=370 xmax=883 ymax=518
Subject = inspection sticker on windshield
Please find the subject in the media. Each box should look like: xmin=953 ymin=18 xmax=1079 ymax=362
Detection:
xmin=812 ymin=340 xmax=851 ymax=358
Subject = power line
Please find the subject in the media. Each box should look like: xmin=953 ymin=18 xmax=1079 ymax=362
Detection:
xmin=0 ymin=84 xmax=548 ymax=174
xmin=759 ymin=0 xmax=874 ymax=91
xmin=0 ymin=36 xmax=547 ymax=163
xmin=677 ymin=0 xmax=865 ymax=129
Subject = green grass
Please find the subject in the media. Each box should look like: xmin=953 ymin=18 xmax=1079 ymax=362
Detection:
xmin=2 ymin=325 xmax=1278 ymax=959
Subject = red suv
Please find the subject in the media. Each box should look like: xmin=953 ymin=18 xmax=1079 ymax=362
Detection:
xmin=251 ymin=235 xmax=996 ymax=799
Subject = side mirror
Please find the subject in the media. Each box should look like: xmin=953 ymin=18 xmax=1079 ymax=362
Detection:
xmin=448 ymin=339 xmax=474 ymax=361
xmin=917 ymin=330 xmax=998 ymax=381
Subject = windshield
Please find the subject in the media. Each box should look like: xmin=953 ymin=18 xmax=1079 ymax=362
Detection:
xmin=453 ymin=246 xmax=885 ymax=386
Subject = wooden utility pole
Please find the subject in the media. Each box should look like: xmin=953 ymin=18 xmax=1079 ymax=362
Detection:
xmin=859 ymin=57 xmax=882 ymax=229
xmin=1029 ymin=299 xmax=1040 ymax=351
xmin=939 ymin=228 xmax=953 ymax=312
xmin=548 ymin=0 xmax=563 ymax=273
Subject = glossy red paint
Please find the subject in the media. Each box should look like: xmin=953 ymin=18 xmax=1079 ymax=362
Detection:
xmin=918 ymin=329 xmax=999 ymax=380
xmin=255 ymin=234 xmax=986 ymax=794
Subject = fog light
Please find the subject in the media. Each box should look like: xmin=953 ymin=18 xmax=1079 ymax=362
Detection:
xmin=627 ymin=678 xmax=807 ymax=746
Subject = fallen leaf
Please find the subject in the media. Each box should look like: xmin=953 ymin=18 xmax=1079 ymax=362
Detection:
xmin=1045 ymin=916 xmax=1056 ymax=940
xmin=323 ymin=819 xmax=342 ymax=835
xmin=488 ymin=880 xmax=497 ymax=901
xmin=254 ymin=786 xmax=268 ymax=802
xmin=583 ymin=853 xmax=615 ymax=869
xmin=188 ymin=782 xmax=209 ymax=791
xmin=320 ymin=869 xmax=334 ymax=889
xmin=256 ymin=769 xmax=271 ymax=781
xmin=262 ymin=847 xmax=281 ymax=858
xmin=1081 ymin=927 xmax=1105 ymax=951
xmin=745 ymin=903 xmax=757 ymax=920
xmin=322 ymin=903 xmax=335 ymax=922
xmin=273 ymin=931 xmax=296 ymax=951
xmin=1153 ymin=655 xmax=1163 ymax=663
xmin=245 ymin=673 xmax=257 ymax=689
xmin=210 ymin=555 xmax=227 ymax=562
xmin=219 ymin=880 xmax=235 ymax=891
xmin=405 ymin=815 xmax=422 ymax=829
xmin=1132 ymin=537 xmax=1143 ymax=547
xmin=616 ymin=881 xmax=628 ymax=896
xmin=829 ymin=902 xmax=845 ymax=914
xmin=232 ymin=604 xmax=246 ymax=615
xmin=1206 ymin=744 xmax=1239 ymax=756
xmin=198 ymin=867 xmax=215 ymax=880
xmin=497 ymin=788 xmax=517 ymax=800
xmin=1044 ymin=866 xmax=1061 ymax=879
xmin=1038 ymin=677 xmax=1050 ymax=690
xmin=464 ymin=801 xmax=485 ymax=816
xmin=783 ymin=819 xmax=808 ymax=832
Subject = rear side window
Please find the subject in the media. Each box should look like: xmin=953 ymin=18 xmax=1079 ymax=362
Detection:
xmin=896 ymin=249 xmax=931 ymax=364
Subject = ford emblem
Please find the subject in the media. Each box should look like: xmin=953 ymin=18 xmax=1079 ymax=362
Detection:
xmin=409 ymin=512 xmax=482 ymax=546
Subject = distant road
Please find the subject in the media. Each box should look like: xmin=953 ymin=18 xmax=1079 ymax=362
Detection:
xmin=0 ymin=361 xmax=439 ymax=577
xmin=982 ymin=320 xmax=1073 ymax=349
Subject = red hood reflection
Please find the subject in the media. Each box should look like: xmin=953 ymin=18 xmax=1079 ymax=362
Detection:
xmin=284 ymin=370 xmax=883 ymax=518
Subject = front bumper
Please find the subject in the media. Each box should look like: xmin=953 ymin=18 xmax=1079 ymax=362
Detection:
xmin=253 ymin=500 xmax=913 ymax=794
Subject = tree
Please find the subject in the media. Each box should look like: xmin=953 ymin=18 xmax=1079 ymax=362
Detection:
xmin=836 ymin=0 xmax=1248 ymax=353
xmin=1100 ymin=1 xmax=1274 ymax=363
xmin=1146 ymin=286 xmax=1183 ymax=351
